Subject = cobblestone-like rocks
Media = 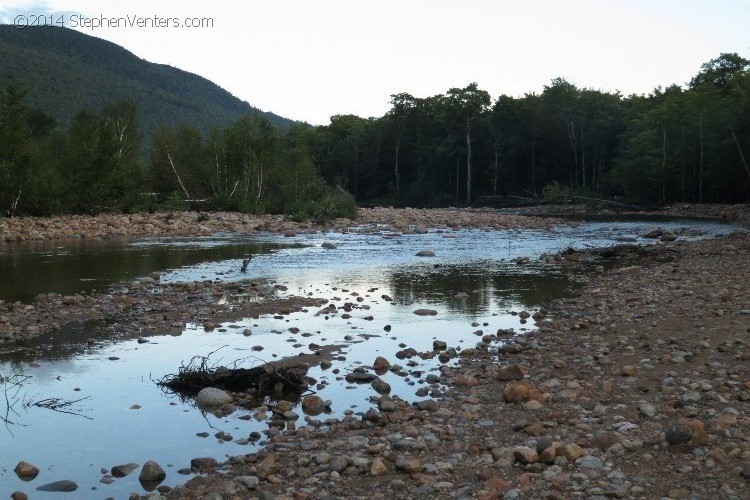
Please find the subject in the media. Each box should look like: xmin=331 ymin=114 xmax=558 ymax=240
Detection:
xmin=4 ymin=205 xmax=750 ymax=500
xmin=161 ymin=221 xmax=750 ymax=500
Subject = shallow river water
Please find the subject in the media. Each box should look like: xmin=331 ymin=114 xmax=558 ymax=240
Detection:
xmin=0 ymin=218 xmax=740 ymax=498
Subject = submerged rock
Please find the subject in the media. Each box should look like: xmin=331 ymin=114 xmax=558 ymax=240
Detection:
xmin=415 ymin=250 xmax=435 ymax=257
xmin=413 ymin=309 xmax=438 ymax=316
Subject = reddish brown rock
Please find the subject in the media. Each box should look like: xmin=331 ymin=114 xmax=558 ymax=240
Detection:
xmin=503 ymin=381 xmax=544 ymax=403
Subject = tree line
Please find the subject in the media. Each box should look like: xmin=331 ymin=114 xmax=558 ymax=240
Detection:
xmin=0 ymin=87 xmax=355 ymax=220
xmin=309 ymin=53 xmax=749 ymax=206
xmin=1 ymin=53 xmax=749 ymax=218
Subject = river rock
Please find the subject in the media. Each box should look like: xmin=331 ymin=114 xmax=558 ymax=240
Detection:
xmin=639 ymin=403 xmax=657 ymax=418
xmin=301 ymin=395 xmax=330 ymax=411
xmin=371 ymin=457 xmax=388 ymax=476
xmin=379 ymin=399 xmax=397 ymax=412
xmin=513 ymin=446 xmax=538 ymax=464
xmin=139 ymin=460 xmax=166 ymax=483
xmin=329 ymin=456 xmax=350 ymax=472
xmin=416 ymin=250 xmax=435 ymax=257
xmin=684 ymin=419 xmax=710 ymax=445
xmin=539 ymin=446 xmax=557 ymax=464
xmin=36 ymin=480 xmax=78 ymax=492
xmin=495 ymin=364 xmax=527 ymax=381
xmin=11 ymin=492 xmax=28 ymax=500
xmin=276 ymin=400 xmax=294 ymax=412
xmin=256 ymin=455 xmax=277 ymax=479
xmin=413 ymin=308 xmax=438 ymax=316
xmin=575 ymin=456 xmax=604 ymax=469
xmin=371 ymin=377 xmax=392 ymax=394
xmin=346 ymin=371 xmax=378 ymax=383
xmin=373 ymin=356 xmax=390 ymax=372
xmin=433 ymin=340 xmax=447 ymax=350
xmin=321 ymin=242 xmax=337 ymax=249
xmin=111 ymin=462 xmax=139 ymax=478
xmin=559 ymin=443 xmax=585 ymax=461
xmin=454 ymin=374 xmax=479 ymax=387
xmin=196 ymin=387 xmax=233 ymax=407
xmin=191 ymin=457 xmax=219 ymax=471
xmin=503 ymin=381 xmax=544 ymax=403
xmin=621 ymin=365 xmax=637 ymax=376
xmin=665 ymin=425 xmax=693 ymax=446
xmin=236 ymin=475 xmax=260 ymax=489
xmin=14 ymin=461 xmax=39 ymax=481
xmin=396 ymin=457 xmax=423 ymax=473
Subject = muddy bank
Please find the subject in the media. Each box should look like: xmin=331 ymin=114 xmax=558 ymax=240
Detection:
xmin=148 ymin=231 xmax=750 ymax=500
xmin=0 ymin=208 xmax=563 ymax=242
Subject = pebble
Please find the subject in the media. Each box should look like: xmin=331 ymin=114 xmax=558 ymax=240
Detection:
xmin=638 ymin=403 xmax=657 ymax=417
xmin=575 ymin=455 xmax=604 ymax=469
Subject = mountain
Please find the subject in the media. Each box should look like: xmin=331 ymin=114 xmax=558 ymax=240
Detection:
xmin=0 ymin=25 xmax=294 ymax=153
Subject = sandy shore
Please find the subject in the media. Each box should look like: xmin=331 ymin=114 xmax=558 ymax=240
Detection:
xmin=2 ymin=206 xmax=750 ymax=499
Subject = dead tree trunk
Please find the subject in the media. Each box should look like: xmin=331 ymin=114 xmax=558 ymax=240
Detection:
xmin=164 ymin=143 xmax=191 ymax=200
xmin=730 ymin=129 xmax=750 ymax=184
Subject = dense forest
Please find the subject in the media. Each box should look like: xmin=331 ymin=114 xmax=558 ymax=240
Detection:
xmin=1 ymin=50 xmax=749 ymax=219
xmin=308 ymin=52 xmax=749 ymax=207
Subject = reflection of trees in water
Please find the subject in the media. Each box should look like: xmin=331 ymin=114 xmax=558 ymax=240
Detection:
xmin=0 ymin=239 xmax=289 ymax=303
xmin=388 ymin=264 xmax=573 ymax=317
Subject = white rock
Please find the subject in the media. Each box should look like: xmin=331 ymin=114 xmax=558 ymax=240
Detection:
xmin=196 ymin=387 xmax=233 ymax=407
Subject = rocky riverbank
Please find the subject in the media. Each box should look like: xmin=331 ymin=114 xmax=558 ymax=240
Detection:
xmin=0 ymin=278 xmax=323 ymax=351
xmin=3 ymin=206 xmax=750 ymax=500
xmin=151 ymin=231 xmax=750 ymax=499
xmin=0 ymin=208 xmax=561 ymax=242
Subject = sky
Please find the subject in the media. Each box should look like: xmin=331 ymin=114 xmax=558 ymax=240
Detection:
xmin=1 ymin=0 xmax=749 ymax=125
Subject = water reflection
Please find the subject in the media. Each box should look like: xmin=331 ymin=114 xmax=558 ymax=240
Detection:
xmin=0 ymin=237 xmax=297 ymax=303
xmin=0 ymin=219 xmax=742 ymax=498
xmin=388 ymin=263 xmax=575 ymax=316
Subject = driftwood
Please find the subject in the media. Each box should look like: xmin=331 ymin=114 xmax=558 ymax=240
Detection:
xmin=32 ymin=396 xmax=92 ymax=420
xmin=157 ymin=351 xmax=311 ymax=400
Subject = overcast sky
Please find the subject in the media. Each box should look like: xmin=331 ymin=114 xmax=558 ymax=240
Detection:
xmin=1 ymin=0 xmax=749 ymax=124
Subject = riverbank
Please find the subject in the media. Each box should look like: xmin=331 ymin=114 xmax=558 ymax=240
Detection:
xmin=158 ymin=230 xmax=750 ymax=499
xmin=0 ymin=208 xmax=560 ymax=242
xmin=1 ymin=204 xmax=747 ymax=243
xmin=2 ymin=207 xmax=749 ymax=499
